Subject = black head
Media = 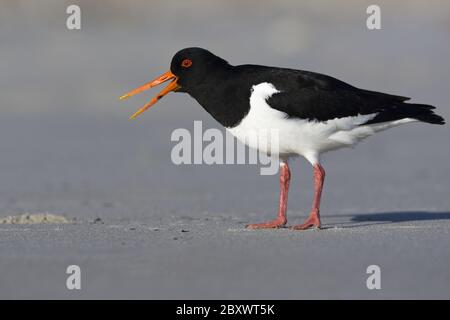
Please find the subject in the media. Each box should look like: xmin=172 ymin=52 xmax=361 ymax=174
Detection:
xmin=120 ymin=47 xmax=230 ymax=120
xmin=170 ymin=47 xmax=230 ymax=92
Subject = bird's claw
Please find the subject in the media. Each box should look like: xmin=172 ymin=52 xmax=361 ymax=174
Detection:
xmin=291 ymin=211 xmax=321 ymax=230
xmin=246 ymin=218 xmax=287 ymax=229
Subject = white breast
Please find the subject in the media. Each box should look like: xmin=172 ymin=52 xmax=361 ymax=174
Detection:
xmin=226 ymin=82 xmax=415 ymax=164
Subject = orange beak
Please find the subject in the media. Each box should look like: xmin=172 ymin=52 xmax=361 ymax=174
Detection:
xmin=120 ymin=71 xmax=180 ymax=120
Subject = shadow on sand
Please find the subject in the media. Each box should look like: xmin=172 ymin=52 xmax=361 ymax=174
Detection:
xmin=319 ymin=211 xmax=450 ymax=229
xmin=351 ymin=211 xmax=450 ymax=223
xmin=352 ymin=211 xmax=450 ymax=222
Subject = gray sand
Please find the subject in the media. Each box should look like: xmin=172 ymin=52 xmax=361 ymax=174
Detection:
xmin=1 ymin=1 xmax=450 ymax=299
xmin=1 ymin=115 xmax=449 ymax=299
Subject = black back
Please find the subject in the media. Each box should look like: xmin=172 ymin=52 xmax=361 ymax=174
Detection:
xmin=170 ymin=48 xmax=445 ymax=128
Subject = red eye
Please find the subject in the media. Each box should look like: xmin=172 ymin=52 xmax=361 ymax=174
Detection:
xmin=181 ymin=59 xmax=193 ymax=68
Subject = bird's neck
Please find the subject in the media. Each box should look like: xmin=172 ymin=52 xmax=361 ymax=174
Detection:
xmin=187 ymin=66 xmax=252 ymax=128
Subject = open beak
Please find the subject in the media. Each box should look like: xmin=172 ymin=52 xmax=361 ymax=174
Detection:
xmin=120 ymin=71 xmax=180 ymax=120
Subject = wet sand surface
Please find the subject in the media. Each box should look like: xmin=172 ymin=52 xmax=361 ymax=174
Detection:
xmin=0 ymin=115 xmax=449 ymax=299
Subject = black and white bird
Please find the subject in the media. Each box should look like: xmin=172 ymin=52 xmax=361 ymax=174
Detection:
xmin=120 ymin=47 xmax=445 ymax=230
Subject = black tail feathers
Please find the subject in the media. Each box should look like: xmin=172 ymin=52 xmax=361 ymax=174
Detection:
xmin=406 ymin=103 xmax=445 ymax=125
xmin=366 ymin=103 xmax=445 ymax=125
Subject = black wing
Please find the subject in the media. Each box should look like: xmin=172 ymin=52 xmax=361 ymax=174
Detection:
xmin=258 ymin=67 xmax=444 ymax=125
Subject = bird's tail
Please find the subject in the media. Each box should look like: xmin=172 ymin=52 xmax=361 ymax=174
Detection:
xmin=366 ymin=102 xmax=445 ymax=125
xmin=402 ymin=103 xmax=445 ymax=125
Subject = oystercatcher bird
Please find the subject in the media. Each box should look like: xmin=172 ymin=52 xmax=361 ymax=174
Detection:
xmin=120 ymin=47 xmax=445 ymax=230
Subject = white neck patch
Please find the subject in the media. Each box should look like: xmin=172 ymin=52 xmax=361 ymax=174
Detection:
xmin=250 ymin=82 xmax=280 ymax=105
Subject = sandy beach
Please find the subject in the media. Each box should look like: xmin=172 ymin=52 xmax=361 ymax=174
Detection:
xmin=1 ymin=1 xmax=449 ymax=299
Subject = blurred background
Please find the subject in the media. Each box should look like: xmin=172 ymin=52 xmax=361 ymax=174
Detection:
xmin=0 ymin=0 xmax=449 ymax=299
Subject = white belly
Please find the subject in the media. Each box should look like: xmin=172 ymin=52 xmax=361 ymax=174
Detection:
xmin=226 ymin=82 xmax=415 ymax=164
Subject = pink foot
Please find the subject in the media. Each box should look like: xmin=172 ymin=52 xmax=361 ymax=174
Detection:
xmin=291 ymin=210 xmax=321 ymax=230
xmin=246 ymin=217 xmax=287 ymax=229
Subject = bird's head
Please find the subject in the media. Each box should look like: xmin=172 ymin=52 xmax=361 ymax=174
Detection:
xmin=120 ymin=47 xmax=228 ymax=120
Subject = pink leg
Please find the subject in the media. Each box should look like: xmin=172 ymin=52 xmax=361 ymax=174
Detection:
xmin=292 ymin=164 xmax=325 ymax=230
xmin=247 ymin=162 xmax=291 ymax=229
